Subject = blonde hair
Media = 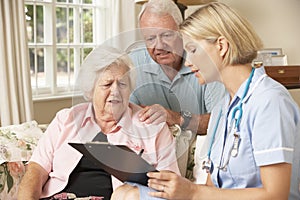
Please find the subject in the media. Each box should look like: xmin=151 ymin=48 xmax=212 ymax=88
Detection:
xmin=180 ymin=2 xmax=263 ymax=65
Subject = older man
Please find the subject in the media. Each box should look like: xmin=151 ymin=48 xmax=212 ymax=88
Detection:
xmin=129 ymin=0 xmax=226 ymax=135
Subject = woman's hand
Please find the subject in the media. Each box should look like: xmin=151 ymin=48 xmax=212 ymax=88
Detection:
xmin=147 ymin=164 xmax=292 ymax=200
xmin=147 ymin=170 xmax=196 ymax=200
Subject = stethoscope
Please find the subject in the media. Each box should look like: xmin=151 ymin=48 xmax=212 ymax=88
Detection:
xmin=202 ymin=66 xmax=267 ymax=173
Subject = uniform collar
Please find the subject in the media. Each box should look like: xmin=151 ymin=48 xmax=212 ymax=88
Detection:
xmin=227 ymin=67 xmax=266 ymax=109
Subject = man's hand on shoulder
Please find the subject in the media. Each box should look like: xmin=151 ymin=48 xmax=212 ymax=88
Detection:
xmin=137 ymin=104 xmax=210 ymax=135
xmin=138 ymin=104 xmax=168 ymax=125
xmin=138 ymin=104 xmax=181 ymax=126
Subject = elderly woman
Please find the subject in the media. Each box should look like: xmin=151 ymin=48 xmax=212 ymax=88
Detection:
xmin=17 ymin=46 xmax=180 ymax=200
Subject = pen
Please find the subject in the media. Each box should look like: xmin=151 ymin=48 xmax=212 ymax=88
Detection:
xmin=138 ymin=149 xmax=144 ymax=156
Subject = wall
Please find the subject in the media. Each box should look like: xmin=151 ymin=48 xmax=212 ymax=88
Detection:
xmin=289 ymin=89 xmax=300 ymax=107
xmin=33 ymin=95 xmax=87 ymax=124
xmin=33 ymin=97 xmax=73 ymax=124
xmin=186 ymin=0 xmax=300 ymax=64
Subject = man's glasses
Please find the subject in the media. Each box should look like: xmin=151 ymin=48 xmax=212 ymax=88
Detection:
xmin=144 ymin=31 xmax=179 ymax=47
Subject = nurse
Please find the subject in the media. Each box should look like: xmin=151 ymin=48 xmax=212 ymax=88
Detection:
xmin=144 ymin=2 xmax=300 ymax=200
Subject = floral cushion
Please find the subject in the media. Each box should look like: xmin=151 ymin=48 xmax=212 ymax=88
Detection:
xmin=0 ymin=121 xmax=43 ymax=200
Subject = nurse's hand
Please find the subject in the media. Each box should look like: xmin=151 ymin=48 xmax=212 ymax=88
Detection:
xmin=147 ymin=170 xmax=197 ymax=199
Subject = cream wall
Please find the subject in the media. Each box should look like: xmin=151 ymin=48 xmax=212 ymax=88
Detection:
xmin=33 ymin=95 xmax=86 ymax=124
xmin=186 ymin=0 xmax=300 ymax=64
xmin=289 ymin=89 xmax=300 ymax=107
xmin=33 ymin=98 xmax=73 ymax=124
xmin=224 ymin=0 xmax=300 ymax=65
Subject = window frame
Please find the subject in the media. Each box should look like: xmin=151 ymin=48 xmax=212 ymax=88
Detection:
xmin=25 ymin=0 xmax=108 ymax=100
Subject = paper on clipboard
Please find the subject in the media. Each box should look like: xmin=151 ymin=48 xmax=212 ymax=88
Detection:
xmin=68 ymin=142 xmax=157 ymax=185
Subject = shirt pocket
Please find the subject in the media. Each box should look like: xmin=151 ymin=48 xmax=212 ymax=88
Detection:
xmin=225 ymin=132 xmax=261 ymax=188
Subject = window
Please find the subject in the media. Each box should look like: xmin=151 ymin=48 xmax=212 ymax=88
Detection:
xmin=25 ymin=0 xmax=109 ymax=99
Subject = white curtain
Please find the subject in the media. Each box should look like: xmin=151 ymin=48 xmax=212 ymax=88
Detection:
xmin=103 ymin=0 xmax=142 ymax=51
xmin=0 ymin=0 xmax=33 ymax=126
xmin=109 ymin=0 xmax=137 ymax=35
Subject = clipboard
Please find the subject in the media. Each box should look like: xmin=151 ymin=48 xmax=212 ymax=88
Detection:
xmin=68 ymin=142 xmax=157 ymax=186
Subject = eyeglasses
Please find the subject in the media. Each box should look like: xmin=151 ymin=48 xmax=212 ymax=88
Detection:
xmin=144 ymin=31 xmax=179 ymax=47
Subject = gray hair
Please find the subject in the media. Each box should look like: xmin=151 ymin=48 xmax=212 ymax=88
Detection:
xmin=76 ymin=46 xmax=136 ymax=101
xmin=138 ymin=0 xmax=183 ymax=27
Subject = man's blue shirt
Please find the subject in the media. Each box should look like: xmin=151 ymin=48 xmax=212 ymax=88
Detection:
xmin=129 ymin=47 xmax=226 ymax=114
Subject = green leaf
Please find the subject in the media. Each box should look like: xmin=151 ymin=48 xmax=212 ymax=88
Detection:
xmin=26 ymin=144 xmax=32 ymax=150
xmin=4 ymin=164 xmax=14 ymax=193
xmin=6 ymin=172 xmax=13 ymax=193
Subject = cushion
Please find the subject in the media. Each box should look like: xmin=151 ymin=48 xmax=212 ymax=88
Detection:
xmin=193 ymin=135 xmax=208 ymax=184
xmin=0 ymin=121 xmax=43 ymax=199
xmin=169 ymin=124 xmax=196 ymax=180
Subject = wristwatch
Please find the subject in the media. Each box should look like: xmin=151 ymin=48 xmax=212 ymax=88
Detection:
xmin=180 ymin=110 xmax=192 ymax=130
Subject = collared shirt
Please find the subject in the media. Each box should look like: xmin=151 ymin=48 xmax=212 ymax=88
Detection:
xmin=30 ymin=102 xmax=180 ymax=198
xmin=207 ymin=67 xmax=300 ymax=199
xmin=129 ymin=47 xmax=226 ymax=114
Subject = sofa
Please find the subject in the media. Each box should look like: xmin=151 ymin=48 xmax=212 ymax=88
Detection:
xmin=0 ymin=121 xmax=44 ymax=199
xmin=0 ymin=121 xmax=201 ymax=199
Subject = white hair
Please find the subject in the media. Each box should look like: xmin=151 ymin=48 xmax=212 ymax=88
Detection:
xmin=138 ymin=0 xmax=183 ymax=26
xmin=76 ymin=46 xmax=136 ymax=101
